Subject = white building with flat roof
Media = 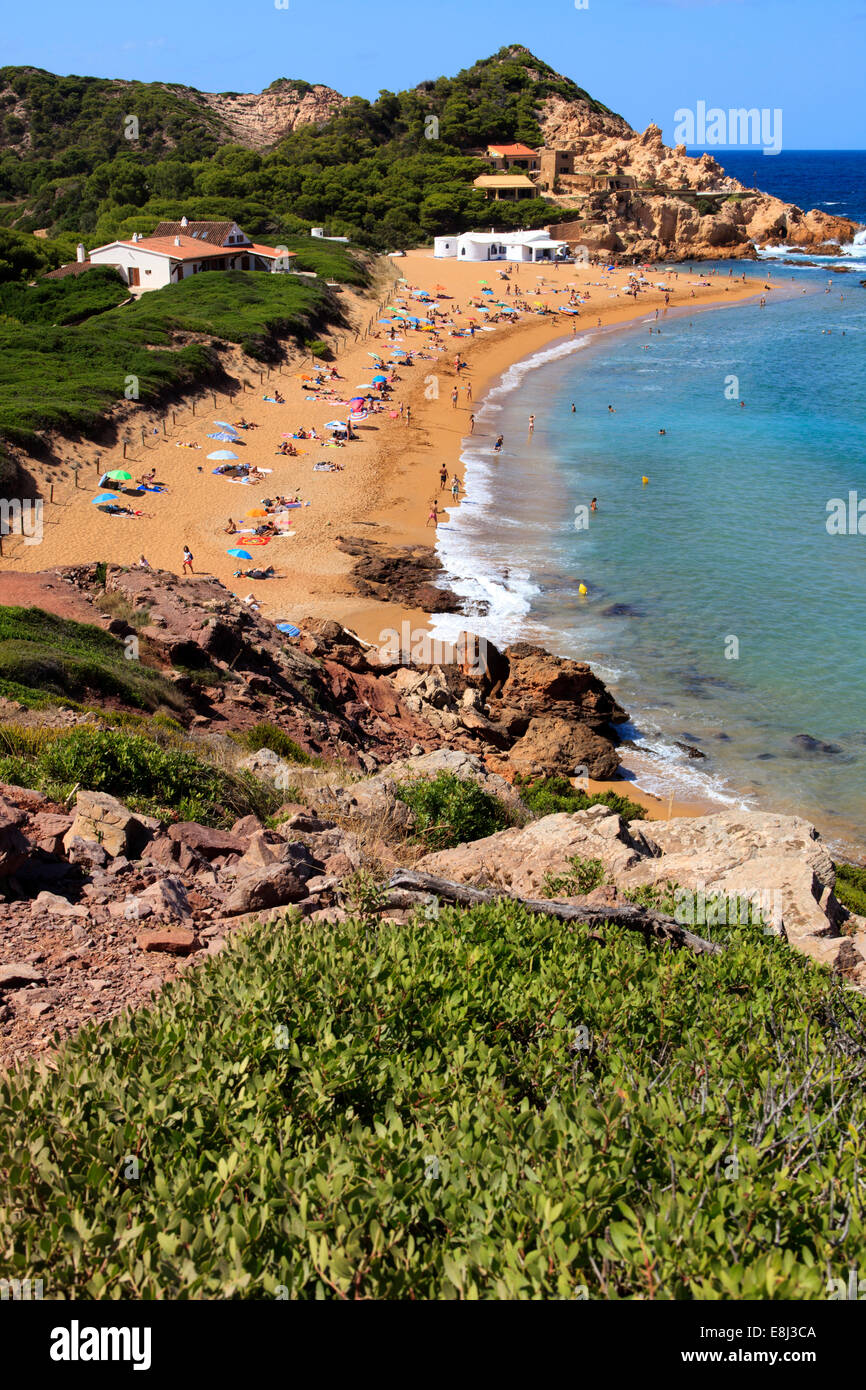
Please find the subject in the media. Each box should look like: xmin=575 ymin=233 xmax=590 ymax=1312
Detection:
xmin=434 ymin=229 xmax=568 ymax=263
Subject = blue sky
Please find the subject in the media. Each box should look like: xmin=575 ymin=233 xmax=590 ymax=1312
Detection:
xmin=6 ymin=0 xmax=865 ymax=148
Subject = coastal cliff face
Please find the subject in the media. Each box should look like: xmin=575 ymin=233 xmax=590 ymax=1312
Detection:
xmin=196 ymin=83 xmax=348 ymax=148
xmin=537 ymin=102 xmax=860 ymax=261
xmin=1 ymin=565 xmax=864 ymax=1067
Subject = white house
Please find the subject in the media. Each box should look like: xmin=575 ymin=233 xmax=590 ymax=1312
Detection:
xmin=87 ymin=220 xmax=295 ymax=293
xmin=434 ymin=229 xmax=568 ymax=263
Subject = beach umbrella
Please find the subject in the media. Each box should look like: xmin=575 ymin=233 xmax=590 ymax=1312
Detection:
xmin=391 ymin=349 xmax=407 ymax=357
xmin=92 ymin=493 xmax=117 ymax=504
xmin=207 ymin=450 xmax=238 ymax=460
xmin=106 ymin=469 xmax=132 ymax=481
xmin=276 ymin=622 xmax=301 ymax=637
xmin=349 ymin=411 xmax=368 ymax=422
xmin=367 ymin=352 xmax=384 ymax=359
xmin=372 ymin=374 xmax=387 ymax=383
xmin=325 ymin=420 xmax=348 ymax=431
xmin=207 ymin=431 xmax=236 ymax=442
xmin=227 ymin=548 xmax=252 ymax=560
xmin=348 ymin=396 xmax=365 ymax=408
xmin=377 ymin=319 xmax=392 ymax=326
xmin=213 ymin=420 xmax=237 ymax=431
xmin=482 ymin=288 xmax=494 ymax=295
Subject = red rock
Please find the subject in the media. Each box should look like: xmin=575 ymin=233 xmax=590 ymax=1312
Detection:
xmin=167 ymin=823 xmax=246 ymax=857
xmin=136 ymin=927 xmax=199 ymax=955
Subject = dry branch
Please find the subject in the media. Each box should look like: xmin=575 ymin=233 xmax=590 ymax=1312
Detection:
xmin=388 ymin=868 xmax=724 ymax=956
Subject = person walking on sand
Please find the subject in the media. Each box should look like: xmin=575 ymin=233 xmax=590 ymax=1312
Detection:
xmin=451 ymin=386 xmax=459 ymax=408
xmin=528 ymin=414 xmax=535 ymax=435
xmin=439 ymin=464 xmax=448 ymax=491
xmin=426 ymin=500 xmax=440 ymax=527
xmin=451 ymin=474 xmax=461 ymax=501
xmin=469 ymin=413 xmax=475 ymax=434
xmin=465 ymin=381 xmax=472 ymax=401
xmin=182 ymin=546 xmax=194 ymax=575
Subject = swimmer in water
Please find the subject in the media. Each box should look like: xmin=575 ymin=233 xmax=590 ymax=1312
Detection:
xmin=590 ymin=497 xmax=598 ymax=512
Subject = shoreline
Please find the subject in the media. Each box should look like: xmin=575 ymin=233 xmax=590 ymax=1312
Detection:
xmin=1 ymin=251 xmax=773 ymax=826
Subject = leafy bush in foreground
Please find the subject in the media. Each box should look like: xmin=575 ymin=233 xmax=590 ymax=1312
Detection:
xmin=1 ymin=901 xmax=864 ymax=1299
xmin=395 ymin=770 xmax=510 ymax=849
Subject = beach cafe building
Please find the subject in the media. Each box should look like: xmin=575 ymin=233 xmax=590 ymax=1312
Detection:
xmin=87 ymin=220 xmax=293 ymax=293
xmin=433 ymin=229 xmax=569 ymax=263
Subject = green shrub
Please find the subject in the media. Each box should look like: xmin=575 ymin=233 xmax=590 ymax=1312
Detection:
xmin=395 ymin=771 xmax=509 ymax=849
xmin=235 ymin=722 xmax=318 ymax=765
xmin=516 ymin=773 xmax=645 ymax=822
xmin=0 ymin=724 xmax=278 ymax=825
xmin=834 ymin=863 xmax=866 ymax=917
xmin=542 ymin=855 xmax=605 ymax=898
xmin=1 ymin=899 xmax=864 ymax=1298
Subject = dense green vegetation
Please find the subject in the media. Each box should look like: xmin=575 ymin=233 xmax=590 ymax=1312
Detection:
xmin=0 ymin=48 xmax=605 ymax=250
xmin=0 ymin=264 xmax=128 ymax=323
xmin=395 ymin=770 xmax=511 ymax=849
xmin=516 ymin=773 xmax=646 ymax=822
xmin=835 ymin=862 xmax=866 ymax=917
xmin=1 ymin=897 xmax=863 ymax=1298
xmin=0 ymin=606 xmax=182 ymax=711
xmin=0 ymin=269 xmax=341 ymax=446
xmin=0 ymin=723 xmax=278 ymax=825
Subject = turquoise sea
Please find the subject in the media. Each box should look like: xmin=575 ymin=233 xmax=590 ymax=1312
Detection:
xmin=431 ymin=160 xmax=866 ymax=853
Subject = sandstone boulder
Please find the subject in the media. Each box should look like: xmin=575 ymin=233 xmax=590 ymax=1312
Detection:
xmin=63 ymin=790 xmax=156 ymax=859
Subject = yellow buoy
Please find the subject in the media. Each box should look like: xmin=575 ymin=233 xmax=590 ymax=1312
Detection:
xmin=578 ymin=583 xmax=588 ymax=595
xmin=642 ymin=475 xmax=649 ymax=485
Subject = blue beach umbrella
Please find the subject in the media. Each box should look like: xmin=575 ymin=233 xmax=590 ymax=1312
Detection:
xmin=372 ymin=374 xmax=387 ymax=383
xmin=207 ymin=431 xmax=236 ymax=442
xmin=92 ymin=493 xmax=117 ymax=504
xmin=207 ymin=450 xmax=238 ymax=460
xmin=227 ymin=548 xmax=252 ymax=560
xmin=213 ymin=420 xmax=238 ymax=431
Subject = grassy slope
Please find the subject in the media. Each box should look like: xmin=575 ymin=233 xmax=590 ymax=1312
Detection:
xmin=0 ymin=606 xmax=183 ymax=711
xmin=1 ymin=900 xmax=863 ymax=1299
xmin=0 ymin=268 xmax=346 ymax=447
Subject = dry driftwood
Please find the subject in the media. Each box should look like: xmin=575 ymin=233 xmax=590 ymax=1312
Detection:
xmin=387 ymin=868 xmax=724 ymax=956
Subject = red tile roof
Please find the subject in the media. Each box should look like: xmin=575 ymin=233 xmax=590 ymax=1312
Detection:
xmin=487 ymin=143 xmax=539 ymax=157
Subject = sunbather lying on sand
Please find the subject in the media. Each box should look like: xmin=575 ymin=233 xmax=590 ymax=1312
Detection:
xmin=233 ymin=566 xmax=276 ymax=580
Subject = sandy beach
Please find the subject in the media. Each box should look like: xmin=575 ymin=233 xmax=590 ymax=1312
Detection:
xmin=4 ymin=249 xmax=762 ymax=818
